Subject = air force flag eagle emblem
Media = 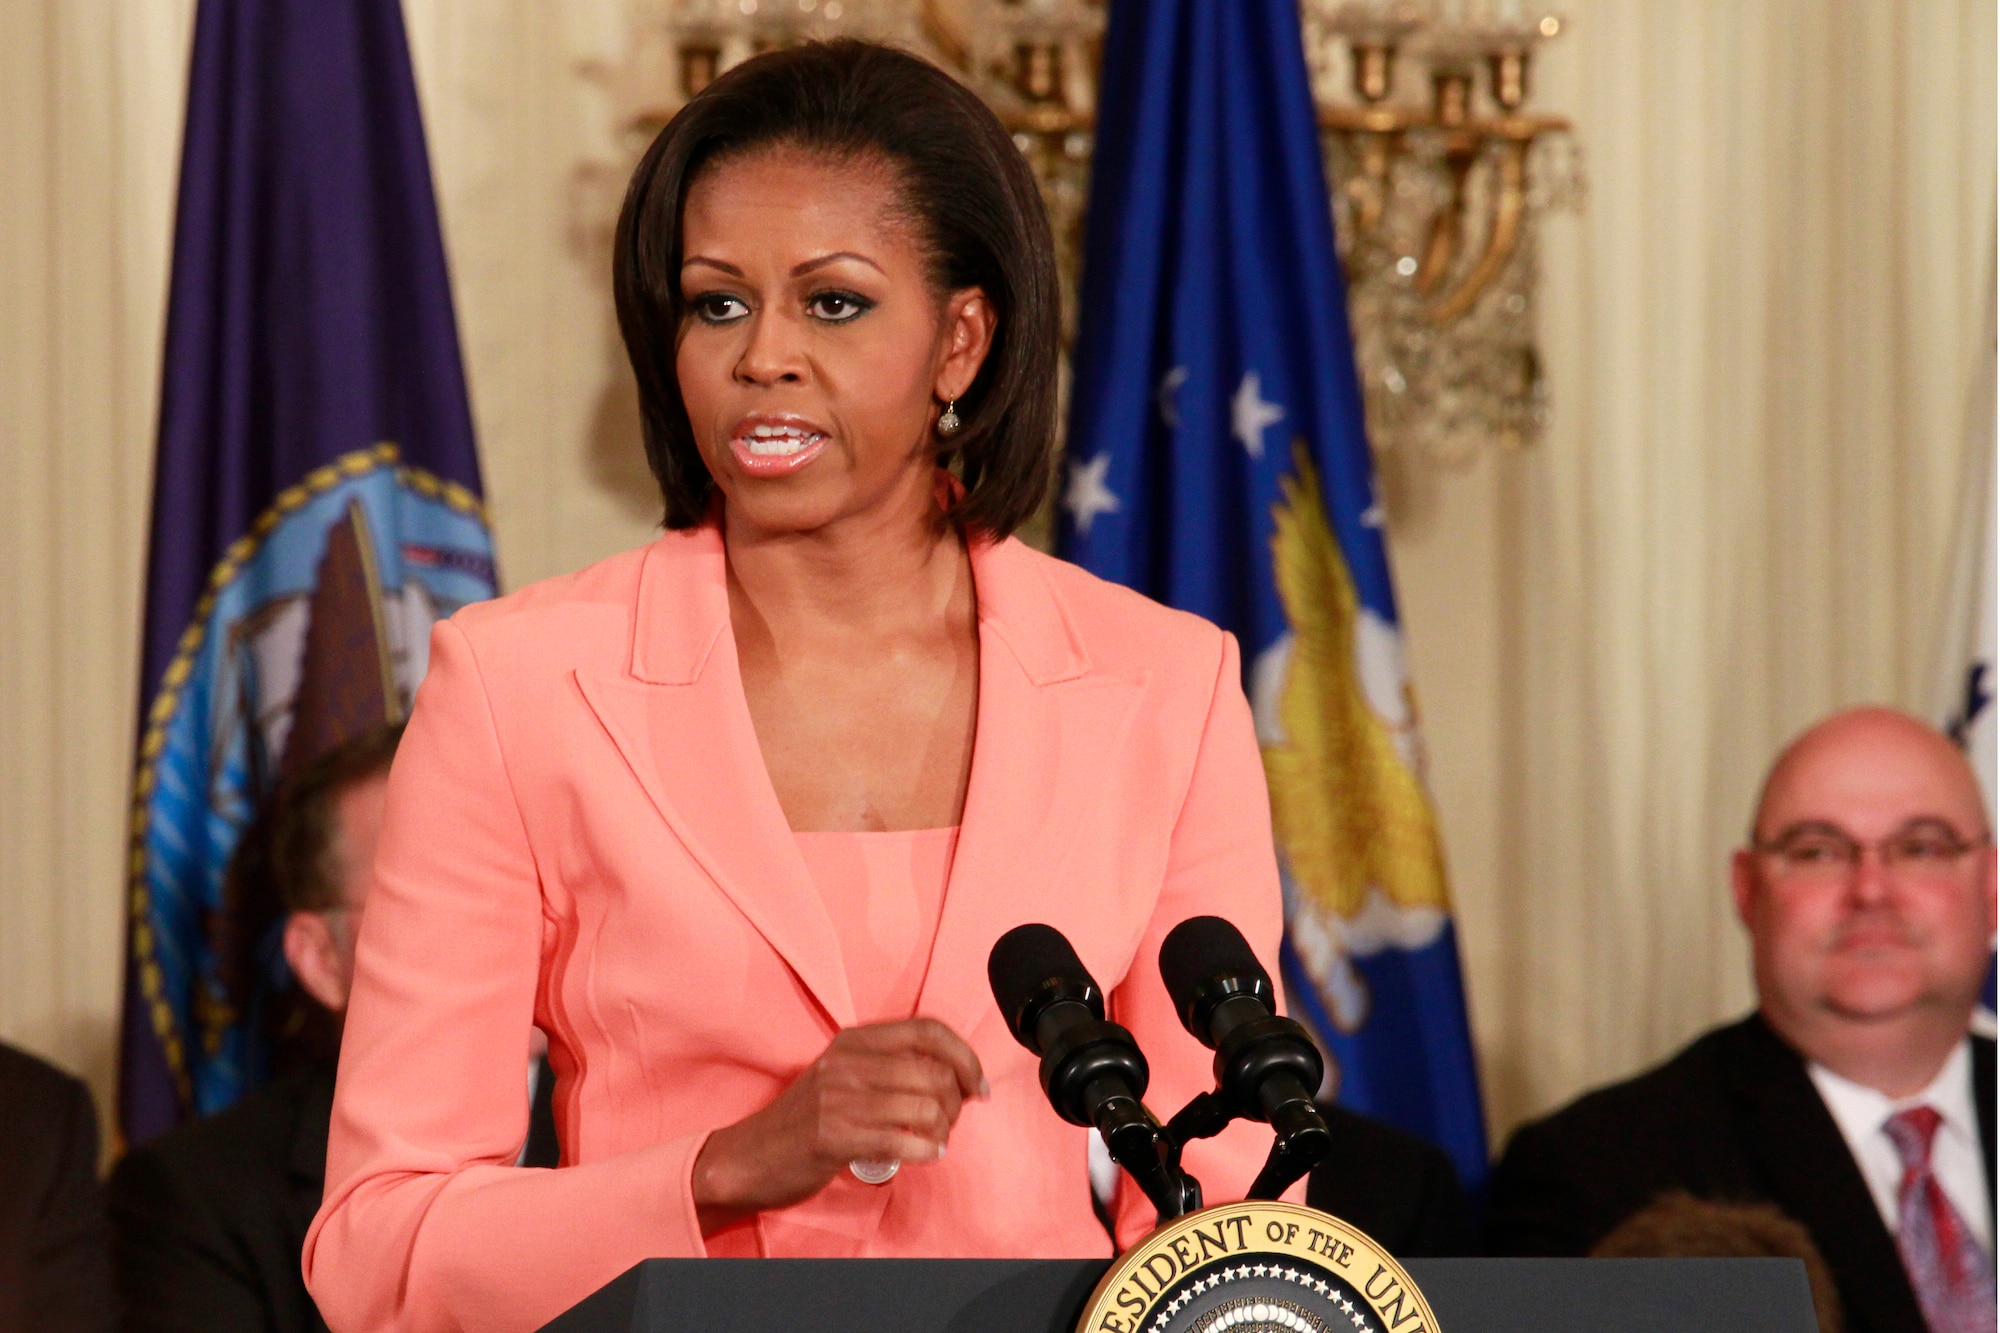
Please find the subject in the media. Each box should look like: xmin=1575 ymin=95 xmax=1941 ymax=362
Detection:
xmin=1059 ymin=0 xmax=1487 ymax=1188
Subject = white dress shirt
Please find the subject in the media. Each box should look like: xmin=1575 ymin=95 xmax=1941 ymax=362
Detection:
xmin=1808 ymin=1039 xmax=1992 ymax=1249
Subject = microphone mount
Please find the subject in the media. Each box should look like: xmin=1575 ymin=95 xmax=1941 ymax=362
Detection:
xmin=990 ymin=925 xmax=1202 ymax=1224
xmin=1157 ymin=918 xmax=1334 ymax=1201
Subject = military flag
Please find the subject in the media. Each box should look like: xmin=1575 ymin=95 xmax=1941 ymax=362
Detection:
xmin=119 ymin=0 xmax=496 ymax=1142
xmin=1061 ymin=0 xmax=1489 ymax=1189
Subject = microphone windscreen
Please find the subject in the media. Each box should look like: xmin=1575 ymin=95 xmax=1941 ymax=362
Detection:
xmin=989 ymin=923 xmax=1092 ymax=1040
xmin=1158 ymin=915 xmax=1270 ymax=1013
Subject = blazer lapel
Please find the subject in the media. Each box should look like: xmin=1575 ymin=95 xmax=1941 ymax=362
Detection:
xmin=575 ymin=529 xmax=855 ymax=1031
xmin=1723 ymin=1017 xmax=1927 ymax=1333
xmin=915 ymin=538 xmax=1144 ymax=1040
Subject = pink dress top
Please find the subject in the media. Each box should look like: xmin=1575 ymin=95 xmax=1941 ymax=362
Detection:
xmin=792 ymin=827 xmax=958 ymax=1026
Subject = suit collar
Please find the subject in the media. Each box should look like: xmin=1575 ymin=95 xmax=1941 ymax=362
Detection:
xmin=1719 ymin=1015 xmax=1928 ymax=1333
xmin=630 ymin=526 xmax=728 ymax=685
xmin=628 ymin=524 xmax=1092 ymax=687
xmin=911 ymin=577 xmax=1140 ymax=1039
xmin=964 ymin=534 xmax=1091 ymax=685
xmin=586 ymin=525 xmax=1135 ymax=1255
xmin=587 ymin=525 xmax=1123 ymax=1042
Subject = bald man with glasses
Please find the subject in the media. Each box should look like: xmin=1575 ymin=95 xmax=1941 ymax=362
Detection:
xmin=1488 ymin=707 xmax=1995 ymax=1333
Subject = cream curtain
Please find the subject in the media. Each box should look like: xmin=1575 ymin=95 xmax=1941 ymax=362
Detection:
xmin=1393 ymin=0 xmax=1997 ymax=1138
xmin=0 ymin=0 xmax=1990 ymax=1156
xmin=0 ymin=0 xmax=196 ymax=1117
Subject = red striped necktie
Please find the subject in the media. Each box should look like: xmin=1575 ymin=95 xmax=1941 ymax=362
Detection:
xmin=1883 ymin=1105 xmax=1995 ymax=1333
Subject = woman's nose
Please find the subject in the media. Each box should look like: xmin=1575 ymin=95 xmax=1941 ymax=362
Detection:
xmin=735 ymin=309 xmax=809 ymax=385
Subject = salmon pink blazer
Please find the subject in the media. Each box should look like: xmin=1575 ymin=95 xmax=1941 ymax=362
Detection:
xmin=303 ymin=524 xmax=1290 ymax=1332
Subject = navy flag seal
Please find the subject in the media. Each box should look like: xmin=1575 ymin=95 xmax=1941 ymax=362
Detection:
xmin=1081 ymin=1202 xmax=1438 ymax=1333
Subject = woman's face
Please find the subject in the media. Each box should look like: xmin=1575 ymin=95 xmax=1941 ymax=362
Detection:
xmin=675 ymin=146 xmax=994 ymax=539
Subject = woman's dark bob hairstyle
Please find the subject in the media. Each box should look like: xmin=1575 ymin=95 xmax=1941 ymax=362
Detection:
xmin=613 ymin=39 xmax=1060 ymax=538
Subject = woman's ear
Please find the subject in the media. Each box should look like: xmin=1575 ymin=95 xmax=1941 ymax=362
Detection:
xmin=933 ymin=288 xmax=997 ymax=405
xmin=283 ymin=910 xmax=353 ymax=1013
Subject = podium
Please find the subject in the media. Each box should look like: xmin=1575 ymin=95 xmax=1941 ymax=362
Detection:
xmin=540 ymin=1256 xmax=1820 ymax=1332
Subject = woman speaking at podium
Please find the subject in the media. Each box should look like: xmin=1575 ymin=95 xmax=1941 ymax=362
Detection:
xmin=304 ymin=40 xmax=1289 ymax=1332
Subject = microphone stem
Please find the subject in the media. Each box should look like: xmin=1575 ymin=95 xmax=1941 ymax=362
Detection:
xmin=1089 ymin=1080 xmax=1199 ymax=1222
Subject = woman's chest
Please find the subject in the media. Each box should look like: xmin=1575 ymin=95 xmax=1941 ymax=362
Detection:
xmin=737 ymin=633 xmax=979 ymax=832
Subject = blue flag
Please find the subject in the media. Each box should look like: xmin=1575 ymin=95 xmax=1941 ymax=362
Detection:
xmin=1061 ymin=0 xmax=1488 ymax=1191
xmin=119 ymin=0 xmax=496 ymax=1143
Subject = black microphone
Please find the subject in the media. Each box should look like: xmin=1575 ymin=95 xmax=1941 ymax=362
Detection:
xmin=1158 ymin=915 xmax=1332 ymax=1198
xmin=988 ymin=924 xmax=1199 ymax=1220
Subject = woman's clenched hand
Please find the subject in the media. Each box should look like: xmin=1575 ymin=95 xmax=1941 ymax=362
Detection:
xmin=690 ymin=1018 xmax=987 ymax=1235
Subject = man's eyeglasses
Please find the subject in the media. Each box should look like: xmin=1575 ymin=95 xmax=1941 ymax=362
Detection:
xmin=1750 ymin=819 xmax=1992 ymax=884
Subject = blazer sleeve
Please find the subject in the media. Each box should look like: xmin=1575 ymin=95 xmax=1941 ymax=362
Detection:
xmin=1108 ymin=629 xmax=1304 ymax=1248
xmin=302 ymin=620 xmax=711 ymax=1333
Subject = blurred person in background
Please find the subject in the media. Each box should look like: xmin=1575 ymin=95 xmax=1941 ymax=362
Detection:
xmin=0 ymin=1041 xmax=114 ymax=1333
xmin=1303 ymin=1105 xmax=1473 ymax=1257
xmin=107 ymin=724 xmax=558 ymax=1333
xmin=1591 ymin=1192 xmax=1847 ymax=1333
xmin=1489 ymin=706 xmax=1996 ymax=1333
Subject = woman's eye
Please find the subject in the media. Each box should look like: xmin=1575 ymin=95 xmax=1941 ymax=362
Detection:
xmin=690 ymin=293 xmax=749 ymax=324
xmin=807 ymin=290 xmax=873 ymax=322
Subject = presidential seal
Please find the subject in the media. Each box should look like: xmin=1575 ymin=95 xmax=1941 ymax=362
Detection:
xmin=1079 ymin=1202 xmax=1438 ymax=1333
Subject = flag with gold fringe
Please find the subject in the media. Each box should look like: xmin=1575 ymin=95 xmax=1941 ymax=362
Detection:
xmin=1060 ymin=0 xmax=1488 ymax=1190
xmin=119 ymin=0 xmax=495 ymax=1143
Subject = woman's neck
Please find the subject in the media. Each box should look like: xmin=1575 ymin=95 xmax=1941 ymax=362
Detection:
xmin=721 ymin=486 xmax=970 ymax=642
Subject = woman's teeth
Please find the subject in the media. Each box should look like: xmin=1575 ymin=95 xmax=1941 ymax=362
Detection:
xmin=738 ymin=425 xmax=824 ymax=456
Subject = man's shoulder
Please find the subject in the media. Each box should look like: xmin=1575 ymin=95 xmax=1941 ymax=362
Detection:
xmin=1307 ymin=1104 xmax=1473 ymax=1256
xmin=1312 ymin=1102 xmax=1460 ymax=1180
xmin=0 ymin=1041 xmax=94 ymax=1143
xmin=0 ymin=1042 xmax=100 ymax=1239
xmin=110 ymin=1064 xmax=327 ymax=1209
xmin=1485 ymin=1016 xmax=1789 ymax=1255
xmin=1507 ymin=1014 xmax=1780 ymax=1154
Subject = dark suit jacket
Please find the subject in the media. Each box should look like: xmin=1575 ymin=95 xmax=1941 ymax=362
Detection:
xmin=1305 ymin=1103 xmax=1475 ymax=1257
xmin=108 ymin=1063 xmax=336 ymax=1333
xmin=108 ymin=1059 xmax=558 ymax=1333
xmin=1486 ymin=1014 xmax=1997 ymax=1333
xmin=0 ymin=1043 xmax=114 ymax=1333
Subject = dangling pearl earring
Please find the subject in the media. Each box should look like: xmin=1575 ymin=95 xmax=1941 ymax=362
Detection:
xmin=936 ymin=399 xmax=961 ymax=436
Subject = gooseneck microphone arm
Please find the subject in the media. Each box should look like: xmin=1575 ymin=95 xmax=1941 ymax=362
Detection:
xmin=1158 ymin=916 xmax=1334 ymax=1201
xmin=988 ymin=925 xmax=1202 ymax=1224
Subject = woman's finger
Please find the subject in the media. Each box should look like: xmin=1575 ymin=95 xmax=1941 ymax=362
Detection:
xmin=832 ymin=1089 xmax=953 ymax=1145
xmin=818 ymin=1049 xmax=965 ymax=1120
xmin=904 ymin=1019 xmax=985 ymax=1101
xmin=844 ymin=1019 xmax=985 ymax=1101
xmin=833 ymin=1127 xmax=950 ymax=1165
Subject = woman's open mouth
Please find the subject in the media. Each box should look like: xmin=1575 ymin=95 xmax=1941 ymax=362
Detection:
xmin=728 ymin=418 xmax=830 ymax=478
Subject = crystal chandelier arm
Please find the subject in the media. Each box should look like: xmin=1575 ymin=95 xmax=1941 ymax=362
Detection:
xmin=1415 ymin=142 xmax=1476 ymax=296
xmin=1427 ymin=134 xmax=1529 ymax=326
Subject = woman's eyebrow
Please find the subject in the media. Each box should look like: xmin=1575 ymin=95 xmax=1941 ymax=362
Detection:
xmin=791 ymin=251 xmax=884 ymax=277
xmin=681 ymin=252 xmax=885 ymax=278
xmin=681 ymin=255 xmax=744 ymax=276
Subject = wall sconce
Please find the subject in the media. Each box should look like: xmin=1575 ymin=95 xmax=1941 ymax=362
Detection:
xmin=1307 ymin=0 xmax=1581 ymax=462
